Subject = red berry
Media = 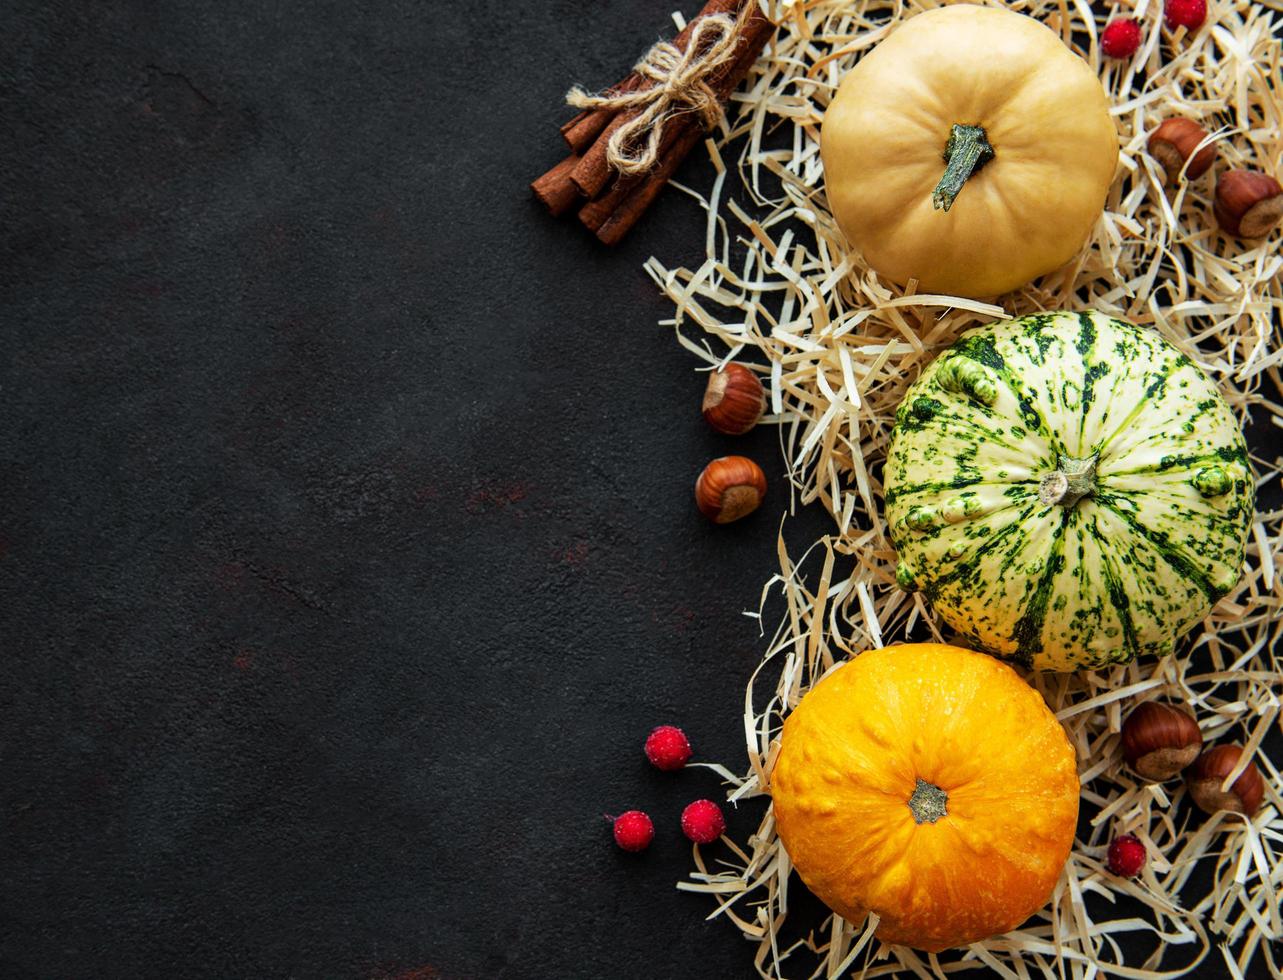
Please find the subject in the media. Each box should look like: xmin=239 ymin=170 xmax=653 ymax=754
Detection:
xmin=1107 ymin=833 xmax=1147 ymax=877
xmin=644 ymin=725 xmax=692 ymax=771
xmin=680 ymin=799 xmax=726 ymax=844
xmin=1101 ymin=19 xmax=1142 ymax=58
xmin=610 ymin=810 xmax=654 ymax=852
xmin=1165 ymin=0 xmax=1206 ymax=30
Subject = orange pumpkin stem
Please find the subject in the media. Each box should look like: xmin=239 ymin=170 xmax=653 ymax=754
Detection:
xmin=907 ymin=778 xmax=948 ymax=824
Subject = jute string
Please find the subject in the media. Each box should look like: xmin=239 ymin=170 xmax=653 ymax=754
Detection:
xmin=565 ymin=6 xmax=750 ymax=175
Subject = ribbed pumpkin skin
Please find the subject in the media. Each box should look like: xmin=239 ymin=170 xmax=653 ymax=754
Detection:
xmin=820 ymin=4 xmax=1118 ymax=298
xmin=772 ymin=644 xmax=1079 ymax=952
xmin=885 ymin=312 xmax=1253 ymax=671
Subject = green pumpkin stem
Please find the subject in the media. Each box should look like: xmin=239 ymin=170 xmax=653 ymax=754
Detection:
xmin=931 ymin=124 xmax=995 ymax=212
xmin=1039 ymin=454 xmax=1098 ymax=508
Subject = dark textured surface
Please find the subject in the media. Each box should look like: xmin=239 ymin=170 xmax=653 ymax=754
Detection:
xmin=2 ymin=3 xmax=1278 ymax=979
xmin=1 ymin=1 xmax=823 ymax=977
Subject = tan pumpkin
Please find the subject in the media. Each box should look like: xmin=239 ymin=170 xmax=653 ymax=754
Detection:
xmin=821 ymin=4 xmax=1118 ymax=298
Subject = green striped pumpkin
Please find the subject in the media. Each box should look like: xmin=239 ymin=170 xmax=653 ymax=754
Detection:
xmin=884 ymin=312 xmax=1253 ymax=671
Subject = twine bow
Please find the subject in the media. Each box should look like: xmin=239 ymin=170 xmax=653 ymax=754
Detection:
xmin=565 ymin=9 xmax=747 ymax=175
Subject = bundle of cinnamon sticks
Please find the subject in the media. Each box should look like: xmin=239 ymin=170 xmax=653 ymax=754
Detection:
xmin=531 ymin=0 xmax=774 ymax=245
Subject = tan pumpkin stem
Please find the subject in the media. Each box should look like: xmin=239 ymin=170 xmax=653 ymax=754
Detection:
xmin=1039 ymin=454 xmax=1098 ymax=508
xmin=932 ymin=124 xmax=995 ymax=212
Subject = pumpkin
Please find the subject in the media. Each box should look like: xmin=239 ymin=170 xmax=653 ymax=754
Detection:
xmin=885 ymin=312 xmax=1253 ymax=671
xmin=772 ymin=643 xmax=1079 ymax=952
xmin=820 ymin=4 xmax=1118 ymax=298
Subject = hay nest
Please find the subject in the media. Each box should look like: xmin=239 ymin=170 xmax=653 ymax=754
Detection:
xmin=646 ymin=0 xmax=1283 ymax=976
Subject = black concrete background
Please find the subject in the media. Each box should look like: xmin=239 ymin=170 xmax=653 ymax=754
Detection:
xmin=2 ymin=1 xmax=831 ymax=976
xmin=2 ymin=2 xmax=1277 ymax=979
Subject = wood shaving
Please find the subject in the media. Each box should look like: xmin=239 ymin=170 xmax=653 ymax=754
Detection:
xmin=647 ymin=0 xmax=1283 ymax=976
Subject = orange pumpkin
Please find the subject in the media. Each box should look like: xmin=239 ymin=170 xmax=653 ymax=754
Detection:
xmin=771 ymin=643 xmax=1079 ymax=951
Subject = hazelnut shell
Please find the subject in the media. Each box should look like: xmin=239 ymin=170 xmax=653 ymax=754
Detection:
xmin=695 ymin=456 xmax=766 ymax=524
xmin=1120 ymin=701 xmax=1202 ymax=781
xmin=1186 ymin=744 xmax=1265 ymax=817
xmin=1147 ymin=118 xmax=1215 ymax=185
xmin=1214 ymin=169 xmax=1283 ymax=238
xmin=703 ymin=364 xmax=766 ymax=435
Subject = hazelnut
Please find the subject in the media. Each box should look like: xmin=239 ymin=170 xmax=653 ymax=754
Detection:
xmin=702 ymin=363 xmax=766 ymax=435
xmin=1120 ymin=701 xmax=1202 ymax=781
xmin=1147 ymin=118 xmax=1215 ymax=185
xmin=1214 ymin=169 xmax=1283 ymax=238
xmin=1185 ymin=744 xmax=1265 ymax=817
xmin=695 ymin=456 xmax=766 ymax=524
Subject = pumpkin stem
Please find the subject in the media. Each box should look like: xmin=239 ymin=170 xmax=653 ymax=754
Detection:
xmin=931 ymin=124 xmax=995 ymax=212
xmin=1039 ymin=454 xmax=1098 ymax=508
xmin=907 ymin=778 xmax=948 ymax=824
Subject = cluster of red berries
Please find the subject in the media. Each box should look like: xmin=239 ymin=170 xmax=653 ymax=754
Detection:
xmin=607 ymin=726 xmax=727 ymax=853
xmin=1100 ymin=0 xmax=1206 ymax=60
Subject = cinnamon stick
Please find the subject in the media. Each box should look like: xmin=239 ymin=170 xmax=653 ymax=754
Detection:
xmin=570 ymin=114 xmax=631 ymax=199
xmin=562 ymin=76 xmax=640 ymax=153
xmin=578 ymin=173 xmax=645 ymax=234
xmin=591 ymin=5 xmax=774 ymax=244
xmin=559 ymin=108 xmax=593 ymax=140
xmin=596 ymin=126 xmax=705 ymax=246
xmin=578 ymin=105 xmax=702 ymax=232
xmin=716 ymin=3 xmax=775 ymax=97
xmin=534 ymin=1 xmax=775 ymax=238
xmin=530 ymin=153 xmax=583 ymax=216
xmin=569 ymin=0 xmax=743 ymax=198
